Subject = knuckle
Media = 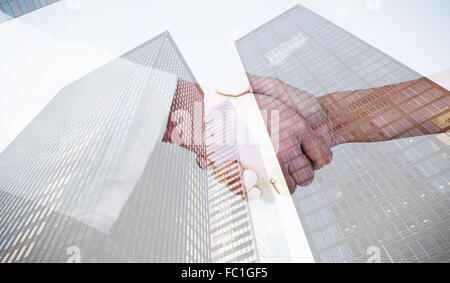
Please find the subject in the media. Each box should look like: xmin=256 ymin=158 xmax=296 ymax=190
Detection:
xmin=299 ymin=177 xmax=314 ymax=187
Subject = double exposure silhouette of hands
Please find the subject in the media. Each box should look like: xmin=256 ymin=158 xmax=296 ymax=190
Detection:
xmin=247 ymin=74 xmax=449 ymax=194
xmin=163 ymin=74 xmax=449 ymax=196
xmin=247 ymin=74 xmax=333 ymax=194
xmin=161 ymin=79 xmax=254 ymax=200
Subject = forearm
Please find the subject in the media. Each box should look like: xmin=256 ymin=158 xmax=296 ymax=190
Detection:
xmin=319 ymin=77 xmax=449 ymax=145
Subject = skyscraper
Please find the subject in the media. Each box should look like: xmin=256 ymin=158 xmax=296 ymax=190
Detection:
xmin=206 ymin=100 xmax=259 ymax=263
xmin=0 ymin=0 xmax=61 ymax=23
xmin=236 ymin=4 xmax=449 ymax=263
xmin=0 ymin=31 xmax=210 ymax=262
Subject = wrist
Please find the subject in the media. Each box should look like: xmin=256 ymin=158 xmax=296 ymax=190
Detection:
xmin=318 ymin=91 xmax=388 ymax=144
xmin=318 ymin=93 xmax=369 ymax=147
xmin=316 ymin=94 xmax=355 ymax=146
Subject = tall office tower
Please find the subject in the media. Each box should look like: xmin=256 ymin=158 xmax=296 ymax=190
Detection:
xmin=236 ymin=5 xmax=450 ymax=263
xmin=206 ymin=101 xmax=259 ymax=263
xmin=0 ymin=31 xmax=210 ymax=262
xmin=0 ymin=0 xmax=61 ymax=23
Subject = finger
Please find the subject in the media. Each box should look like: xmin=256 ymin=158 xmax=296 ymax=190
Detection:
xmin=213 ymin=160 xmax=240 ymax=184
xmin=284 ymin=164 xmax=298 ymax=194
xmin=248 ymin=74 xmax=297 ymax=108
xmin=299 ymin=131 xmax=333 ymax=169
xmin=190 ymin=144 xmax=206 ymax=156
xmin=278 ymin=147 xmax=297 ymax=194
xmin=213 ymin=160 xmax=248 ymax=200
xmin=279 ymin=143 xmax=315 ymax=193
xmin=247 ymin=74 xmax=278 ymax=95
xmin=288 ymin=154 xmax=315 ymax=187
xmin=247 ymin=74 xmax=294 ymax=95
xmin=248 ymin=74 xmax=313 ymax=112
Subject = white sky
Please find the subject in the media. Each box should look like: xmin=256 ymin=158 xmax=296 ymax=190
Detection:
xmin=0 ymin=0 xmax=449 ymax=153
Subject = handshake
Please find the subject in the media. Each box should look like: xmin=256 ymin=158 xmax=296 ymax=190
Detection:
xmin=163 ymin=75 xmax=337 ymax=195
xmin=211 ymin=74 xmax=337 ymax=196
xmin=164 ymin=74 xmax=448 ymax=196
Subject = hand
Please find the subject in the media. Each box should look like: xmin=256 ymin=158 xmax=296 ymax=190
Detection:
xmin=247 ymin=74 xmax=334 ymax=193
xmin=246 ymin=75 xmax=450 ymax=194
xmin=162 ymin=79 xmax=264 ymax=202
xmin=161 ymin=79 xmax=210 ymax=169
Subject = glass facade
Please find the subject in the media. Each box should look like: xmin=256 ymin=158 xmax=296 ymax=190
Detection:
xmin=0 ymin=0 xmax=60 ymax=23
xmin=236 ymin=4 xmax=450 ymax=263
xmin=206 ymin=101 xmax=258 ymax=263
xmin=0 ymin=32 xmax=210 ymax=262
